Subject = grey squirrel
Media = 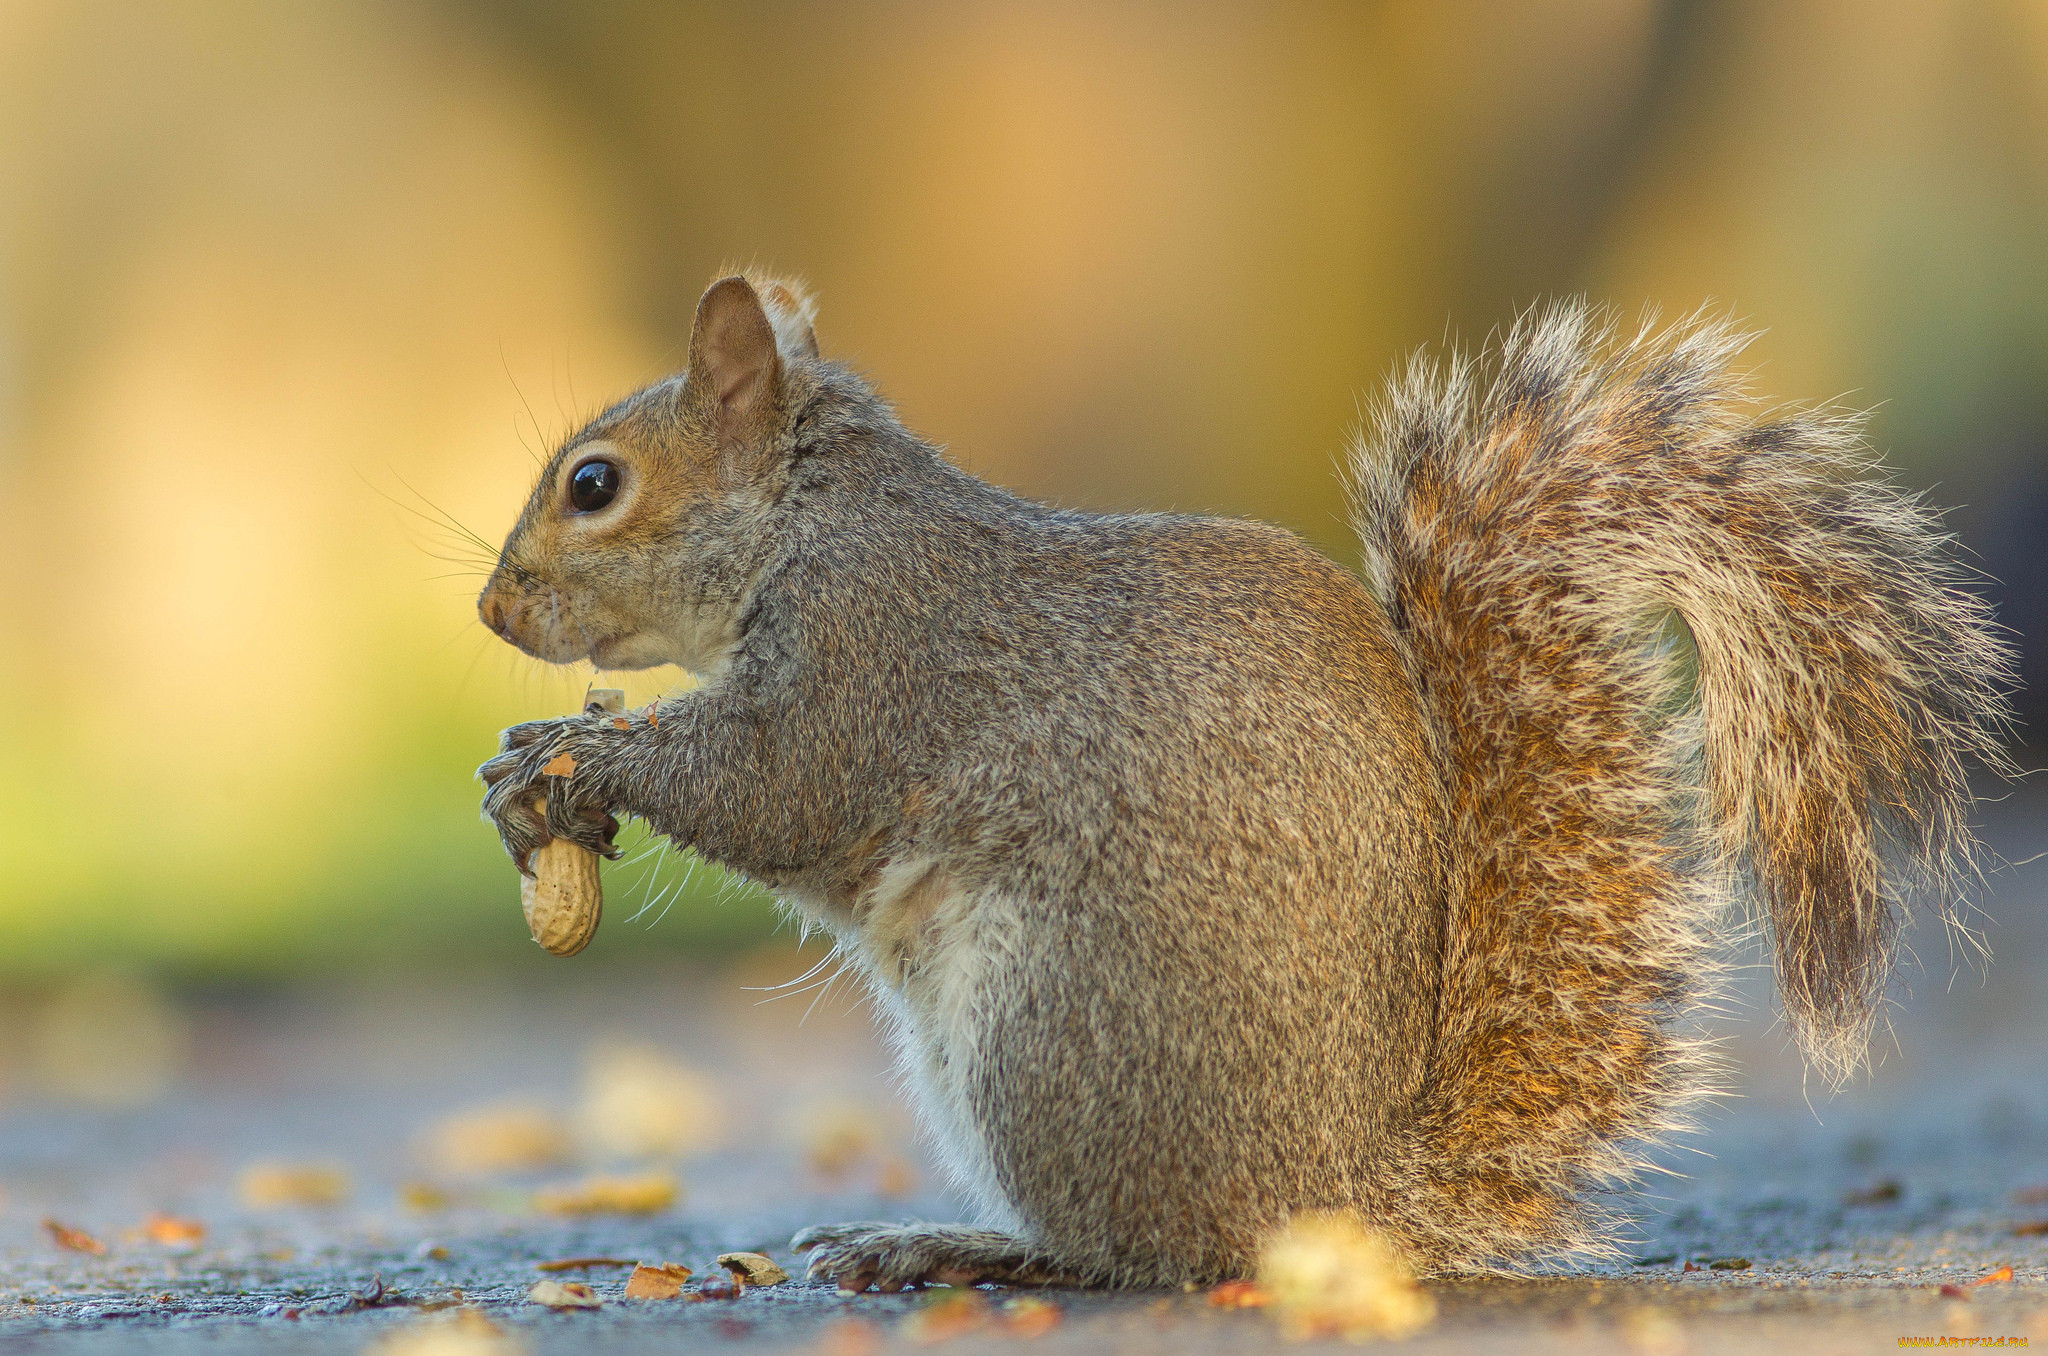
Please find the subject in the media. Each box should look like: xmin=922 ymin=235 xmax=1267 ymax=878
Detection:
xmin=476 ymin=273 xmax=2012 ymax=1288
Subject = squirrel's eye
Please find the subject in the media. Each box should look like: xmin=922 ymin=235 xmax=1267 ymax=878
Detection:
xmin=568 ymin=459 xmax=621 ymax=513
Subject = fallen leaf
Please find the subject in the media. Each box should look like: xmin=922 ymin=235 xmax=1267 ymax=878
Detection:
xmin=819 ymin=1316 xmax=882 ymax=1356
xmin=877 ymin=1157 xmax=918 ymax=1198
xmin=526 ymin=1280 xmax=601 ymax=1310
xmin=1843 ymin=1179 xmax=1902 ymax=1206
xmin=541 ymin=752 xmax=577 ymax=778
xmin=1206 ymin=1280 xmax=1270 ymax=1309
xmin=535 ymin=1257 xmax=637 ymax=1273
xmin=802 ymin=1102 xmax=884 ymax=1179
xmin=365 ymin=1308 xmax=520 ymax=1356
xmin=1000 ymin=1296 xmax=1062 ymax=1337
xmin=1621 ymin=1306 xmax=1684 ymax=1354
xmin=694 ymin=1273 xmax=740 ymax=1300
xmin=717 ymin=1252 xmax=788 ymax=1286
xmin=240 ymin=1162 xmax=350 ymax=1208
xmin=533 ymin=1171 xmax=678 ymax=1216
xmin=1707 ymin=1258 xmax=1751 ymax=1271
xmin=623 ymin=1262 xmax=693 ymax=1300
xmin=1257 ymin=1211 xmax=1435 ymax=1340
xmin=1972 ymin=1266 xmax=2015 ymax=1286
xmin=42 ymin=1218 xmax=107 ymax=1256
xmin=578 ymin=1045 xmax=721 ymax=1160
xmin=350 ymin=1275 xmax=395 ymax=1310
xmin=902 ymin=1290 xmax=989 ymax=1343
xmin=2015 ymin=1220 xmax=2048 ymax=1237
xmin=610 ymin=717 xmax=630 ymax=731
xmin=423 ymin=1101 xmax=572 ymax=1176
xmin=1940 ymin=1283 xmax=1970 ymax=1299
xmin=140 ymin=1214 xmax=205 ymax=1247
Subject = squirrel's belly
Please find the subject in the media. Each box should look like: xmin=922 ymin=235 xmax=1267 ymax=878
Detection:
xmin=854 ymin=867 xmax=1025 ymax=1231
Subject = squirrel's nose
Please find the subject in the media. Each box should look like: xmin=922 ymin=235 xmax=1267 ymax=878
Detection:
xmin=478 ymin=586 xmax=510 ymax=637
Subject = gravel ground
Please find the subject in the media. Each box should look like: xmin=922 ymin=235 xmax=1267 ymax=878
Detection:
xmin=2 ymin=793 xmax=2044 ymax=1354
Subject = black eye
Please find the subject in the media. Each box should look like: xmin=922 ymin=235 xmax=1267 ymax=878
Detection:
xmin=569 ymin=459 xmax=620 ymax=512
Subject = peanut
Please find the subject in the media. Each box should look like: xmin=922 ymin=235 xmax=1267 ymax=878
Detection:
xmin=519 ymin=689 xmax=623 ymax=957
xmin=522 ymin=823 xmax=603 ymax=956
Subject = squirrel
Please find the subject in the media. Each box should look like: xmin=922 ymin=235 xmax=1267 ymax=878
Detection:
xmin=476 ymin=273 xmax=2012 ymax=1289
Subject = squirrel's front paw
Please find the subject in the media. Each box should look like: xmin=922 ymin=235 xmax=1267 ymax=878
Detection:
xmin=477 ymin=715 xmax=621 ymax=872
xmin=791 ymin=1222 xmax=1067 ymax=1293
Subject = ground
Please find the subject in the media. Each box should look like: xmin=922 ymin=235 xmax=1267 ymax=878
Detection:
xmin=2 ymin=795 xmax=2044 ymax=1354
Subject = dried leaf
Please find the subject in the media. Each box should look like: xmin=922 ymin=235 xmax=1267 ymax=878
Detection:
xmin=1843 ymin=1179 xmax=1902 ymax=1206
xmin=2015 ymin=1220 xmax=2048 ymax=1237
xmin=424 ymin=1101 xmax=571 ymax=1176
xmin=1257 ymin=1212 xmax=1435 ymax=1340
xmin=535 ymin=1257 xmax=637 ymax=1273
xmin=802 ymin=1102 xmax=884 ymax=1178
xmin=1000 ymin=1296 xmax=1062 ymax=1337
xmin=1707 ymin=1258 xmax=1750 ymax=1271
xmin=819 ymin=1317 xmax=882 ymax=1356
xmin=578 ymin=1045 xmax=721 ymax=1159
xmin=43 ymin=1218 xmax=108 ymax=1256
xmin=623 ymin=1262 xmax=693 ymax=1300
xmin=695 ymin=1274 xmax=740 ymax=1300
xmin=1620 ymin=1307 xmax=1683 ymax=1354
xmin=141 ymin=1214 xmax=205 ymax=1247
xmin=1207 ymin=1280 xmax=1270 ymax=1309
xmin=1972 ymin=1266 xmax=2014 ymax=1286
xmin=526 ymin=1280 xmax=600 ymax=1310
xmin=716 ymin=1252 xmax=788 ymax=1286
xmin=902 ymin=1290 xmax=989 ymax=1343
xmin=541 ymin=751 xmax=577 ymax=778
xmin=533 ymin=1171 xmax=678 ymax=1216
xmin=1940 ymin=1283 xmax=1969 ymax=1299
xmin=364 ymin=1309 xmax=519 ymax=1356
xmin=610 ymin=717 xmax=630 ymax=731
xmin=240 ymin=1162 xmax=350 ymax=1208
xmin=876 ymin=1157 xmax=918 ymax=1198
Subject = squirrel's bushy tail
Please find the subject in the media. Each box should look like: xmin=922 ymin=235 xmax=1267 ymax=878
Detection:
xmin=1348 ymin=302 xmax=2012 ymax=1270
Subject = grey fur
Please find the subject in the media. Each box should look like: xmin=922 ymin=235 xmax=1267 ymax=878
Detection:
xmin=477 ymin=281 xmax=2011 ymax=1287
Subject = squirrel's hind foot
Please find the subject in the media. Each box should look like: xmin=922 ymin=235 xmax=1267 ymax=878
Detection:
xmin=791 ymin=1221 xmax=1070 ymax=1292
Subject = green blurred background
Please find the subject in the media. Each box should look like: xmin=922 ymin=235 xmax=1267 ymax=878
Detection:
xmin=2 ymin=0 xmax=2044 ymax=977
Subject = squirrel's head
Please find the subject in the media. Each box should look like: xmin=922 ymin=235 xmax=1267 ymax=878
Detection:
xmin=478 ymin=272 xmax=821 ymax=674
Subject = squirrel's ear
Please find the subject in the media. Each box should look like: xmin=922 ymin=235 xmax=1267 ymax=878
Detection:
xmin=753 ymin=276 xmax=820 ymax=362
xmin=687 ymin=276 xmax=782 ymax=446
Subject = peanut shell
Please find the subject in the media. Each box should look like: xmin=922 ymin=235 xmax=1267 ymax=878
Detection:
xmin=522 ymin=807 xmax=603 ymax=956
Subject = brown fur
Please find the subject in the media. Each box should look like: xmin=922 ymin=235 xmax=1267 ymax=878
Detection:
xmin=1351 ymin=304 xmax=2013 ymax=1266
xmin=477 ymin=281 xmax=2010 ymax=1286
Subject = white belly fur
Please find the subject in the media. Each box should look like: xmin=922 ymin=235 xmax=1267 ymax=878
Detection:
xmin=847 ymin=857 xmax=1021 ymax=1231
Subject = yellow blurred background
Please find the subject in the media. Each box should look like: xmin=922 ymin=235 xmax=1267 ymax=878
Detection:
xmin=2 ymin=0 xmax=2044 ymax=975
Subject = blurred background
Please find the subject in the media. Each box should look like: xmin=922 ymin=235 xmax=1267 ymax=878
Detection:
xmin=0 ymin=0 xmax=2044 ymax=1121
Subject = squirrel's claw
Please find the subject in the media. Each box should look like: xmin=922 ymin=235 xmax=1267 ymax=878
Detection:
xmin=478 ymin=716 xmax=624 ymax=868
xmin=791 ymin=1222 xmax=1066 ymax=1293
